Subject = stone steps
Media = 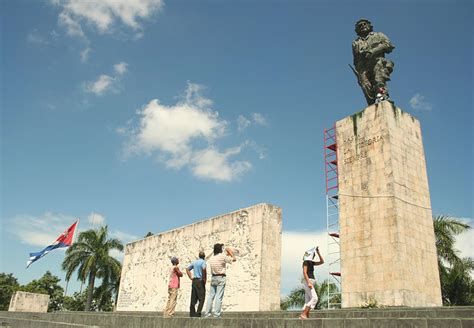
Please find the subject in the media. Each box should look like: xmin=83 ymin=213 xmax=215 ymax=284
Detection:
xmin=1 ymin=307 xmax=473 ymax=328
xmin=0 ymin=315 xmax=99 ymax=328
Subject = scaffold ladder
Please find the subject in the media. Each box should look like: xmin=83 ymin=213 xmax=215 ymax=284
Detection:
xmin=324 ymin=124 xmax=341 ymax=309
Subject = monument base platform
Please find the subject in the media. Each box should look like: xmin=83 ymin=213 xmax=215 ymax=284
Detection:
xmin=1 ymin=307 xmax=473 ymax=327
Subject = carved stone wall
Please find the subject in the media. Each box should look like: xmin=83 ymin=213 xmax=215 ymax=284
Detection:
xmin=8 ymin=291 xmax=49 ymax=312
xmin=337 ymin=101 xmax=442 ymax=307
xmin=116 ymin=203 xmax=281 ymax=312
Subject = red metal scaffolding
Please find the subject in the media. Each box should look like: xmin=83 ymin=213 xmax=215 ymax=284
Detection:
xmin=324 ymin=124 xmax=341 ymax=309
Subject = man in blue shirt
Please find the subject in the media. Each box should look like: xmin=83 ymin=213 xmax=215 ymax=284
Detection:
xmin=186 ymin=251 xmax=207 ymax=317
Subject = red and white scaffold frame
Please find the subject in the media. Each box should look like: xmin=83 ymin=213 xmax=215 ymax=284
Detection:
xmin=324 ymin=124 xmax=341 ymax=309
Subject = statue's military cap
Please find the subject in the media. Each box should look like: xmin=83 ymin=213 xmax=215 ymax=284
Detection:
xmin=355 ymin=18 xmax=372 ymax=27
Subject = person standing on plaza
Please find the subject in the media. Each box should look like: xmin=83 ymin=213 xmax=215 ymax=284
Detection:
xmin=300 ymin=246 xmax=324 ymax=320
xmin=186 ymin=251 xmax=207 ymax=317
xmin=203 ymin=243 xmax=236 ymax=318
xmin=163 ymin=256 xmax=183 ymax=318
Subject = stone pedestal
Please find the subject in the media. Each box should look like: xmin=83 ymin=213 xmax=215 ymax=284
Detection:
xmin=117 ymin=203 xmax=282 ymax=312
xmin=9 ymin=291 xmax=49 ymax=312
xmin=337 ymin=101 xmax=442 ymax=307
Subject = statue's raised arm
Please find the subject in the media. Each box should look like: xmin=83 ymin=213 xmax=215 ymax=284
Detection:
xmin=352 ymin=19 xmax=395 ymax=105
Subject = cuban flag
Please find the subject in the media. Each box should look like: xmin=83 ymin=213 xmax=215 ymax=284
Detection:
xmin=26 ymin=220 xmax=79 ymax=268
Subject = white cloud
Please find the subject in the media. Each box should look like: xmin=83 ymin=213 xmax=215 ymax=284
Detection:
xmin=110 ymin=249 xmax=124 ymax=261
xmin=80 ymin=47 xmax=91 ymax=62
xmin=252 ymin=112 xmax=267 ymax=126
xmin=191 ymin=146 xmax=251 ymax=182
xmin=114 ymin=62 xmax=128 ymax=75
xmin=54 ymin=1 xmax=163 ymax=61
xmin=109 ymin=230 xmax=139 ymax=261
xmin=111 ymin=230 xmax=139 ymax=244
xmin=122 ymin=83 xmax=254 ymax=182
xmin=237 ymin=115 xmax=251 ymax=131
xmin=8 ymin=212 xmax=78 ymax=247
xmin=183 ymin=83 xmax=213 ymax=108
xmin=85 ymin=74 xmax=115 ymax=96
xmin=88 ymin=212 xmax=106 ymax=226
xmin=281 ymin=230 xmax=330 ymax=296
xmin=53 ymin=0 xmax=163 ymax=36
xmin=247 ymin=140 xmax=266 ymax=160
xmin=50 ymin=30 xmax=60 ymax=40
xmin=456 ymin=218 xmax=474 ymax=260
xmin=129 ymin=99 xmax=225 ymax=156
xmin=58 ymin=11 xmax=86 ymax=39
xmin=409 ymin=93 xmax=432 ymax=111
xmin=27 ymin=30 xmax=48 ymax=45
xmin=237 ymin=112 xmax=267 ymax=132
xmin=84 ymin=62 xmax=128 ymax=96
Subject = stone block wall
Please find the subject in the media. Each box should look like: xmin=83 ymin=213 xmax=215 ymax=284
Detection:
xmin=336 ymin=101 xmax=442 ymax=307
xmin=116 ymin=203 xmax=282 ymax=312
xmin=8 ymin=291 xmax=49 ymax=312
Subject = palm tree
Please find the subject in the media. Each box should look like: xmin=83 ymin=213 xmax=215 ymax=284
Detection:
xmin=433 ymin=215 xmax=470 ymax=265
xmin=433 ymin=215 xmax=472 ymax=305
xmin=62 ymin=225 xmax=123 ymax=311
xmin=95 ymin=266 xmax=122 ymax=311
xmin=316 ymin=280 xmax=341 ymax=309
xmin=441 ymin=257 xmax=474 ymax=305
xmin=280 ymin=285 xmax=305 ymax=310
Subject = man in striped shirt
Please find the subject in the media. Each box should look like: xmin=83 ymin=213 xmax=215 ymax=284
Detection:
xmin=203 ymin=243 xmax=236 ymax=318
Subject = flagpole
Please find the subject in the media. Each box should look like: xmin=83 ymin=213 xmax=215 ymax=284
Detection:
xmin=72 ymin=218 xmax=80 ymax=243
xmin=64 ymin=279 xmax=69 ymax=297
xmin=64 ymin=219 xmax=79 ymax=296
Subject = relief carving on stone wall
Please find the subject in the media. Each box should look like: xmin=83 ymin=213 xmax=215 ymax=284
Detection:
xmin=117 ymin=208 xmax=264 ymax=311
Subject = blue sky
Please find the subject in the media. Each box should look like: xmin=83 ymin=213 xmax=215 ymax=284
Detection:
xmin=1 ymin=0 xmax=472 ymax=297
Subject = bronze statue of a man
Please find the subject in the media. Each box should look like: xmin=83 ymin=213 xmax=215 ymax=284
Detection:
xmin=352 ymin=19 xmax=395 ymax=105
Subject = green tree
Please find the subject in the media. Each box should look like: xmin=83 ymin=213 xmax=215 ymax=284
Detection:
xmin=433 ymin=215 xmax=473 ymax=305
xmin=280 ymin=285 xmax=305 ymax=310
xmin=440 ymin=257 xmax=474 ymax=305
xmin=434 ymin=215 xmax=470 ymax=265
xmin=93 ymin=284 xmax=114 ymax=311
xmin=0 ymin=273 xmax=20 ymax=310
xmin=97 ymin=246 xmax=122 ymax=310
xmin=62 ymin=286 xmax=114 ymax=312
xmin=20 ymin=271 xmax=64 ymax=311
xmin=315 ymin=280 xmax=341 ymax=309
xmin=61 ymin=225 xmax=123 ymax=311
xmin=63 ymin=289 xmax=89 ymax=311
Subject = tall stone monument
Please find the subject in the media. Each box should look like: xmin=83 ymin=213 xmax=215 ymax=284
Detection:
xmin=117 ymin=203 xmax=281 ymax=312
xmin=337 ymin=101 xmax=442 ymax=307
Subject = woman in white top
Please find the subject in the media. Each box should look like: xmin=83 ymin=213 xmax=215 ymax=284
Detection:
xmin=300 ymin=246 xmax=324 ymax=319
